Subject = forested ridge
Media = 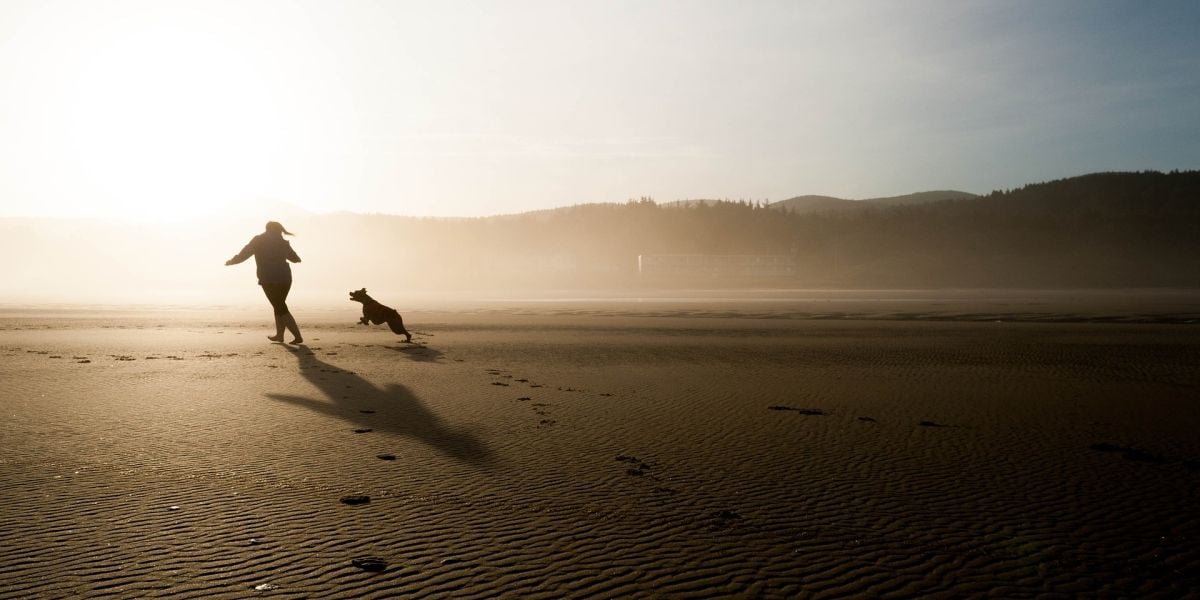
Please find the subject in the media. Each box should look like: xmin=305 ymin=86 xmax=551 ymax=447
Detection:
xmin=325 ymin=170 xmax=1200 ymax=288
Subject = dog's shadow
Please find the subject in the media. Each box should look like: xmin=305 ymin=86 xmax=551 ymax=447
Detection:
xmin=386 ymin=343 xmax=445 ymax=363
xmin=265 ymin=344 xmax=492 ymax=467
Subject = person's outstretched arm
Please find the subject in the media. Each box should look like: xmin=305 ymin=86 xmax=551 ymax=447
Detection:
xmin=225 ymin=239 xmax=255 ymax=266
xmin=286 ymin=242 xmax=301 ymax=263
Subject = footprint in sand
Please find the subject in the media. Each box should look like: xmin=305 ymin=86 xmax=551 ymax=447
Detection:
xmin=376 ymin=454 xmax=396 ymax=461
xmin=353 ymin=428 xmax=373 ymax=434
xmin=339 ymin=495 xmax=370 ymax=505
xmin=709 ymin=509 xmax=743 ymax=530
xmin=616 ymin=454 xmax=652 ymax=476
xmin=1090 ymin=442 xmax=1168 ymax=464
xmin=858 ymin=416 xmax=877 ymax=422
xmin=918 ymin=420 xmax=947 ymax=428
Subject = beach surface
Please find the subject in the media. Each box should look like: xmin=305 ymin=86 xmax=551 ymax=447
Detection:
xmin=2 ymin=292 xmax=1199 ymax=598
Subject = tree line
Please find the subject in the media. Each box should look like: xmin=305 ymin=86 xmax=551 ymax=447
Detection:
xmin=311 ymin=170 xmax=1200 ymax=289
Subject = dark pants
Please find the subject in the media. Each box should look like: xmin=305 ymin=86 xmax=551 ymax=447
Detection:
xmin=261 ymin=282 xmax=292 ymax=316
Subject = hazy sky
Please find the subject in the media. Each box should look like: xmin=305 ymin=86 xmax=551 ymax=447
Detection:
xmin=1 ymin=0 xmax=1197 ymax=221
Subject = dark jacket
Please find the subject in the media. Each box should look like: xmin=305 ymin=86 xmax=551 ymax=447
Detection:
xmin=228 ymin=233 xmax=301 ymax=285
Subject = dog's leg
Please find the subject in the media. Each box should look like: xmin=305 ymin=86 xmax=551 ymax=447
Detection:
xmin=386 ymin=315 xmax=413 ymax=342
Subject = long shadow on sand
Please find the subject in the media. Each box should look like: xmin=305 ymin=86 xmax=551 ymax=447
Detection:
xmin=386 ymin=344 xmax=445 ymax=363
xmin=265 ymin=344 xmax=492 ymax=467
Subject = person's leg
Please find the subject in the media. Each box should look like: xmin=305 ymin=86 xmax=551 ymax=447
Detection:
xmin=276 ymin=282 xmax=302 ymax=344
xmin=283 ymin=313 xmax=302 ymax=344
xmin=268 ymin=316 xmax=285 ymax=341
xmin=262 ymin=284 xmax=289 ymax=342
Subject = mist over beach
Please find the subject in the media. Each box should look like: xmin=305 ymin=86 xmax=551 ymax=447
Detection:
xmin=3 ymin=1 xmax=1200 ymax=597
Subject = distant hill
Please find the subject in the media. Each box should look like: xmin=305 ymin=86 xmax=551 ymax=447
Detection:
xmin=766 ymin=195 xmax=850 ymax=213
xmin=770 ymin=190 xmax=977 ymax=214
xmin=611 ymin=190 xmax=977 ymax=214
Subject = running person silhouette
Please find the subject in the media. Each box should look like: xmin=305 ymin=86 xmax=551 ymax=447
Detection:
xmin=225 ymin=221 xmax=303 ymax=344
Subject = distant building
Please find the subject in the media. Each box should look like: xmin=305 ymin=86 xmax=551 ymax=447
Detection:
xmin=637 ymin=254 xmax=795 ymax=278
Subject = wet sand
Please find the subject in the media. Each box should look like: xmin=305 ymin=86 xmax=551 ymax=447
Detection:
xmin=1 ymin=299 xmax=1198 ymax=598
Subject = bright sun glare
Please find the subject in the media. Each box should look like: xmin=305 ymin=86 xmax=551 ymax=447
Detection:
xmin=60 ymin=22 xmax=284 ymax=222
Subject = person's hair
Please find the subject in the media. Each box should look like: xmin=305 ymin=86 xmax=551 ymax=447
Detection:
xmin=265 ymin=221 xmax=294 ymax=236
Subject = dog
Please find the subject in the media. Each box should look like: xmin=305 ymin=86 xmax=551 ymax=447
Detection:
xmin=349 ymin=288 xmax=412 ymax=342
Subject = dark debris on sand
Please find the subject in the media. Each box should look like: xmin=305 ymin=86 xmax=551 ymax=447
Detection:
xmin=351 ymin=557 xmax=388 ymax=572
xmin=768 ymin=406 xmax=827 ymax=415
